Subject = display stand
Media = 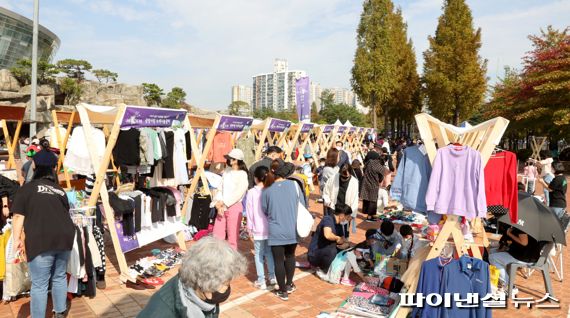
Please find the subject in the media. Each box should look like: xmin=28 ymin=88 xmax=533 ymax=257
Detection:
xmin=315 ymin=124 xmax=339 ymax=157
xmin=252 ymin=118 xmax=292 ymax=161
xmin=0 ymin=106 xmax=25 ymax=169
xmin=182 ymin=114 xmax=254 ymax=214
xmin=77 ymin=103 xmax=190 ymax=283
xmin=531 ymin=136 xmax=547 ymax=160
xmin=394 ymin=113 xmax=509 ymax=318
xmin=51 ymin=110 xmax=80 ymax=188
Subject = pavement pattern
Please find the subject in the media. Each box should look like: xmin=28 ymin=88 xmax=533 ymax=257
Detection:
xmin=0 ymin=179 xmax=568 ymax=318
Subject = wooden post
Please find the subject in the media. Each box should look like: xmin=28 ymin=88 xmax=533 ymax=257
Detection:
xmin=55 ymin=111 xmax=76 ymax=175
xmin=51 ymin=111 xmax=71 ymax=189
xmin=254 ymin=119 xmax=271 ymax=161
xmin=77 ymin=104 xmax=133 ymax=282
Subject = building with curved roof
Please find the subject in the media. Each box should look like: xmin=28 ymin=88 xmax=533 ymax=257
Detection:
xmin=0 ymin=7 xmax=60 ymax=69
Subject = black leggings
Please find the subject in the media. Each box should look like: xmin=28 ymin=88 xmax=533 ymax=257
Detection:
xmin=271 ymin=243 xmax=297 ymax=292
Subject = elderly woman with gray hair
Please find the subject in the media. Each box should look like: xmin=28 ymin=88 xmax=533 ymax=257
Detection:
xmin=139 ymin=237 xmax=247 ymax=318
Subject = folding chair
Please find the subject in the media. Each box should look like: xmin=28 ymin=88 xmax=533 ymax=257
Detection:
xmin=507 ymin=242 xmax=556 ymax=297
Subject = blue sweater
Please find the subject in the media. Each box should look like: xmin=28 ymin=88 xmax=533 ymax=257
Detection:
xmin=262 ymin=180 xmax=304 ymax=246
xmin=390 ymin=146 xmax=431 ymax=213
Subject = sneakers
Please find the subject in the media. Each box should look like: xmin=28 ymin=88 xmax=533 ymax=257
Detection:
xmin=273 ymin=290 xmax=289 ymax=301
xmin=254 ymin=281 xmax=267 ymax=290
xmin=316 ymin=269 xmax=327 ymax=280
xmin=286 ymin=283 xmax=297 ymax=294
xmin=340 ymin=278 xmax=356 ymax=287
xmin=269 ymin=278 xmax=277 ymax=286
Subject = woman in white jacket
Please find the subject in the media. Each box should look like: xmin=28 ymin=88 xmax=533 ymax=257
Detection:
xmin=322 ymin=163 xmax=359 ymax=233
xmin=212 ymin=149 xmax=249 ymax=250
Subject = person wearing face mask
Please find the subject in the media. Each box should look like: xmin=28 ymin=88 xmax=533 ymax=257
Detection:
xmin=139 ymin=237 xmax=247 ymax=318
xmin=322 ymin=163 xmax=359 ymax=234
xmin=336 ymin=141 xmax=352 ymax=167
xmin=212 ymin=149 xmax=249 ymax=251
xmin=308 ymin=204 xmax=367 ymax=286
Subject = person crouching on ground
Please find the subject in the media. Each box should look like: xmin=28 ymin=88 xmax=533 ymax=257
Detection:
xmin=139 ymin=237 xmax=247 ymax=318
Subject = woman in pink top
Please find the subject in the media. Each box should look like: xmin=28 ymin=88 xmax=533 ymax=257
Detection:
xmin=245 ymin=166 xmax=276 ymax=290
xmin=523 ymin=161 xmax=538 ymax=194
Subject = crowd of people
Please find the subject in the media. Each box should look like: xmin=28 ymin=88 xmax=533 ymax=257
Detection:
xmin=1 ymin=131 xmax=568 ymax=317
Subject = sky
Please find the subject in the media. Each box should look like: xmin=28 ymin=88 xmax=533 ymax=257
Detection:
xmin=1 ymin=0 xmax=568 ymax=110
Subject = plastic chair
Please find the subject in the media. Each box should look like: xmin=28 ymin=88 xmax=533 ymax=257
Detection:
xmin=507 ymin=242 xmax=556 ymax=297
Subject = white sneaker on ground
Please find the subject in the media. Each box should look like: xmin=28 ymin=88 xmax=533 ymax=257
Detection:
xmin=253 ymin=281 xmax=267 ymax=290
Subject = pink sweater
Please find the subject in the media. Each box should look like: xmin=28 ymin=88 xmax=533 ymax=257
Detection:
xmin=245 ymin=185 xmax=269 ymax=240
xmin=425 ymin=145 xmax=487 ymax=219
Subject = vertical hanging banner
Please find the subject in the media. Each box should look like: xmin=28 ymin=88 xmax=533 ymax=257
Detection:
xmin=295 ymin=76 xmax=310 ymax=122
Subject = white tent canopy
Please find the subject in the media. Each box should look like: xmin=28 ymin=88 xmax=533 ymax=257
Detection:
xmin=344 ymin=120 xmax=353 ymax=127
xmin=334 ymin=119 xmax=343 ymax=126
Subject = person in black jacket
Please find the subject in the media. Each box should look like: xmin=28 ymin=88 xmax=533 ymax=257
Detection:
xmin=248 ymin=146 xmax=283 ymax=188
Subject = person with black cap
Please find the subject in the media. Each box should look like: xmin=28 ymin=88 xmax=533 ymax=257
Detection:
xmin=248 ymin=146 xmax=283 ymax=188
xmin=261 ymin=159 xmax=305 ymax=301
xmin=10 ymin=139 xmax=74 ymax=318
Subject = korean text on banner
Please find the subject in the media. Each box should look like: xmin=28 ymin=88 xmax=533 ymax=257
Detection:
xmin=269 ymin=118 xmax=291 ymax=132
xmin=121 ymin=106 xmax=186 ymax=128
xmin=301 ymin=123 xmax=314 ymax=133
xmin=295 ymin=76 xmax=310 ymax=122
xmin=323 ymin=125 xmax=334 ymax=133
xmin=217 ymin=115 xmax=254 ymax=131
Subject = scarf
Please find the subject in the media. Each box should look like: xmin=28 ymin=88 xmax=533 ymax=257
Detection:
xmin=178 ymin=282 xmax=217 ymax=318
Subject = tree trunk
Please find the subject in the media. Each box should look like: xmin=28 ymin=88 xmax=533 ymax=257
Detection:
xmin=371 ymin=94 xmax=378 ymax=130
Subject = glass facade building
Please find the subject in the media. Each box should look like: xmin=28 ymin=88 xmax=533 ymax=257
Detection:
xmin=0 ymin=7 xmax=60 ymax=69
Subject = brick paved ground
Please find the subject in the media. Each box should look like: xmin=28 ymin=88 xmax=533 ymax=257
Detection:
xmin=0 ymin=179 xmax=568 ymax=318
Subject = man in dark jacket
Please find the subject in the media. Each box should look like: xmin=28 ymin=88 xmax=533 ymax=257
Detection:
xmin=248 ymin=146 xmax=283 ymax=188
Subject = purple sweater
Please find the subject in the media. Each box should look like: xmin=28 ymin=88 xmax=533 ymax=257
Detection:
xmin=425 ymin=145 xmax=487 ymax=218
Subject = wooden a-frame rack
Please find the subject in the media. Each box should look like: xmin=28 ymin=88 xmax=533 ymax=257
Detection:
xmin=0 ymin=106 xmax=25 ymax=170
xmin=394 ymin=112 xmax=509 ymax=318
xmin=77 ymin=103 xmax=191 ymax=282
xmin=251 ymin=118 xmax=292 ymax=161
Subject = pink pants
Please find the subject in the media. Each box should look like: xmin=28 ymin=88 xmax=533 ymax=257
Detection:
xmin=212 ymin=202 xmax=242 ymax=250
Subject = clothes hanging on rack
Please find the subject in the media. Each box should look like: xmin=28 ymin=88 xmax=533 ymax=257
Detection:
xmin=173 ymin=129 xmax=190 ymax=185
xmin=162 ymin=131 xmax=175 ymax=179
xmin=208 ymin=131 xmax=232 ymax=163
xmin=235 ymin=133 xmax=256 ymax=167
xmin=425 ymin=145 xmax=487 ymax=219
xmin=64 ymin=127 xmax=106 ymax=175
xmin=484 ymin=150 xmax=518 ymax=223
xmin=412 ymin=256 xmax=453 ymax=318
xmin=113 ymin=128 xmax=141 ymax=166
xmin=188 ymin=194 xmax=212 ymax=230
xmin=390 ymin=145 xmax=432 ymax=213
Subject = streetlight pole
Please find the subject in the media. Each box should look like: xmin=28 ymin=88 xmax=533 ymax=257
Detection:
xmin=30 ymin=0 xmax=39 ymax=137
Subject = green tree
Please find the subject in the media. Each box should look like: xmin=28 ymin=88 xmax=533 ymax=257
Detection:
xmin=228 ymin=101 xmax=250 ymax=115
xmin=320 ymin=103 xmax=367 ymax=126
xmin=60 ymin=78 xmax=83 ymax=105
xmin=319 ymin=89 xmax=335 ymax=109
xmin=351 ymin=0 xmax=401 ymax=129
xmin=92 ymin=69 xmax=118 ymax=84
xmin=388 ymin=8 xmax=421 ymax=130
xmin=142 ymin=83 xmax=164 ymax=106
xmin=310 ymin=101 xmax=321 ymax=123
xmin=252 ymin=107 xmax=276 ymax=120
xmin=422 ymin=0 xmax=487 ymax=125
xmin=10 ymin=58 xmax=58 ymax=86
xmin=56 ymin=59 xmax=93 ymax=81
xmin=161 ymin=87 xmax=187 ymax=108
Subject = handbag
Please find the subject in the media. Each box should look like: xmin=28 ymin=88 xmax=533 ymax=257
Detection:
xmin=294 ymin=182 xmax=314 ymax=238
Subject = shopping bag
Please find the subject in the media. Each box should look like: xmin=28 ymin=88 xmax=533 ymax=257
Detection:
xmin=373 ymin=253 xmax=390 ymax=276
xmin=325 ymin=251 xmax=348 ymax=284
xmin=489 ymin=265 xmax=499 ymax=289
xmin=294 ymin=183 xmax=314 ymax=238
xmin=4 ymin=261 xmax=31 ymax=297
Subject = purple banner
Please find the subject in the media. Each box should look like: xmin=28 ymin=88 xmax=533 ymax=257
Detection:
xmin=217 ymin=115 xmax=253 ymax=131
xmin=300 ymin=123 xmax=314 ymax=133
xmin=349 ymin=127 xmax=357 ymax=133
xmin=269 ymin=118 xmax=291 ymax=132
xmin=337 ymin=126 xmax=347 ymax=134
xmin=323 ymin=125 xmax=334 ymax=133
xmin=121 ymin=106 xmax=186 ymax=128
xmin=115 ymin=221 xmax=140 ymax=253
xmin=295 ymin=77 xmax=310 ymax=122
